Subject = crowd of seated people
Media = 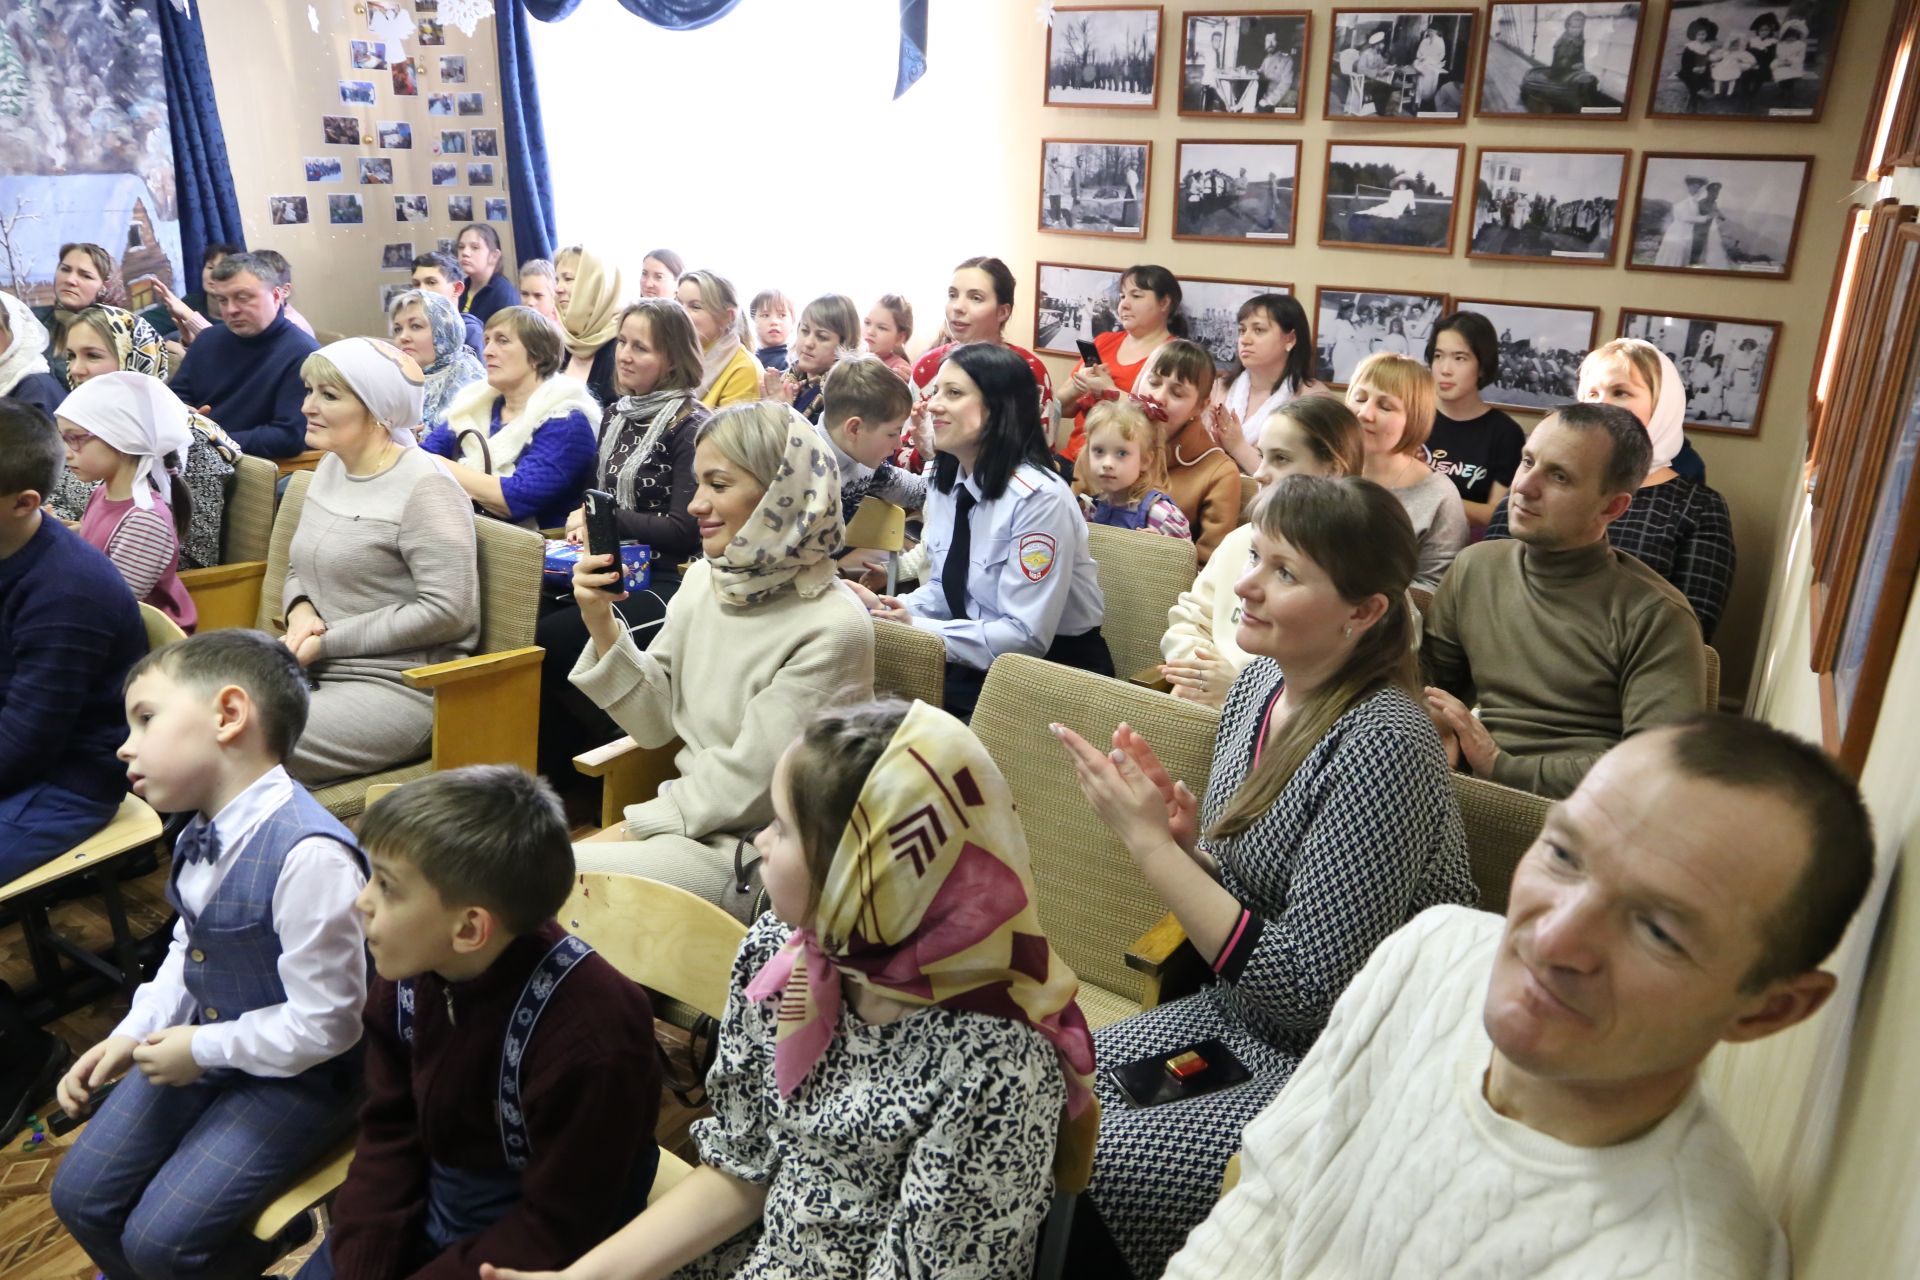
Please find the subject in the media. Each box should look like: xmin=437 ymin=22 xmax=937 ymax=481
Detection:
xmin=0 ymin=231 xmax=1848 ymax=1280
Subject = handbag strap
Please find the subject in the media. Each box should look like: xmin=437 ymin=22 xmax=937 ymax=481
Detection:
xmin=455 ymin=426 xmax=494 ymax=475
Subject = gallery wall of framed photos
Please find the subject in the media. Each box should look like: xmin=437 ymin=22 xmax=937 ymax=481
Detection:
xmin=200 ymin=0 xmax=512 ymax=338
xmin=1015 ymin=0 xmax=1897 ymax=705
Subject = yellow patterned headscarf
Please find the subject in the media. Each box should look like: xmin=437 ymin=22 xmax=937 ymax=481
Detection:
xmin=64 ymin=304 xmax=170 ymax=387
xmin=745 ymin=700 xmax=1096 ymax=1114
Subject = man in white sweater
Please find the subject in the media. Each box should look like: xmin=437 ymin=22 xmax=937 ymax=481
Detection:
xmin=1166 ymin=715 xmax=1874 ymax=1278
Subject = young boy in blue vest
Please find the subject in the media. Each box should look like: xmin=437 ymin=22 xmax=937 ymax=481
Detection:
xmin=52 ymin=629 xmax=368 ymax=1280
xmin=299 ymin=766 xmax=660 ymax=1280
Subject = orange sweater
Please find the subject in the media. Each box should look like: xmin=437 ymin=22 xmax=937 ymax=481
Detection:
xmin=1164 ymin=419 xmax=1242 ymax=565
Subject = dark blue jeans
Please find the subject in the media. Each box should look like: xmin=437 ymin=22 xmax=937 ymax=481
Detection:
xmin=0 ymin=780 xmax=122 ymax=882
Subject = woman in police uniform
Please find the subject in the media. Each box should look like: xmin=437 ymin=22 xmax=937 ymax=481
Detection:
xmin=853 ymin=342 xmax=1111 ymax=719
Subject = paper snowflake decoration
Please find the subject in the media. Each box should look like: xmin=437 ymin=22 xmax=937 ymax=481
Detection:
xmin=441 ymin=0 xmax=495 ymax=38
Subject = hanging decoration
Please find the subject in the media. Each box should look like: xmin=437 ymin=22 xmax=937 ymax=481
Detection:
xmin=443 ymin=0 xmax=496 ymax=38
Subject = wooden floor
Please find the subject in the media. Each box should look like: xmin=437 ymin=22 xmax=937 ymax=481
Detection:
xmin=0 ymin=854 xmax=709 ymax=1280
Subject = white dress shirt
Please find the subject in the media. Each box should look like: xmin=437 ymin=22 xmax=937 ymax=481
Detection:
xmin=114 ymin=766 xmax=368 ymax=1077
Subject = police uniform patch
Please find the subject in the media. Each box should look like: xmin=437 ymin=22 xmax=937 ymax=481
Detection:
xmin=1018 ymin=532 xmax=1056 ymax=582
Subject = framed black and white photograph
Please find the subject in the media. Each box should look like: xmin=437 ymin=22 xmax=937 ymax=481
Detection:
xmin=431 ymin=163 xmax=459 ymax=187
xmin=1319 ymin=142 xmax=1464 ymax=255
xmin=1468 ymin=147 xmax=1629 ymax=266
xmin=1628 ymin=152 xmax=1812 ymax=279
xmin=323 ymin=115 xmax=361 ymax=145
xmin=328 ymin=194 xmax=364 ymax=225
xmin=1180 ymin=10 xmax=1310 ymax=119
xmin=1621 ymin=309 xmax=1780 ymax=436
xmin=1184 ymin=277 xmax=1293 ymax=368
xmin=1446 ymin=297 xmax=1602 ymax=409
xmin=439 ymin=130 xmax=466 ymax=155
xmin=377 ymin=120 xmax=412 ymax=150
xmin=1313 ymin=287 xmax=1448 ymax=385
xmin=456 ymin=92 xmax=484 ymax=116
xmin=1039 ymin=140 xmax=1150 ymax=239
xmin=428 ymin=94 xmax=453 ymax=116
xmin=1326 ymin=9 xmax=1477 ymax=121
xmin=448 ymin=195 xmax=475 ymax=222
xmin=359 ymin=157 xmax=394 ymax=185
xmin=381 ymin=242 xmax=414 ymax=271
xmin=471 ymin=128 xmax=499 ymax=157
xmin=1044 ymin=6 xmax=1163 ymax=109
xmin=440 ymin=55 xmax=467 ymax=84
xmin=468 ymin=163 xmax=495 ymax=186
xmin=304 ymin=156 xmax=343 ymax=183
xmin=485 ymin=198 xmax=509 ymax=222
xmin=394 ymin=193 xmax=431 ymax=223
xmin=269 ymin=196 xmax=308 ymax=227
xmin=1476 ymin=1 xmax=1644 ymax=118
xmin=1175 ymin=140 xmax=1299 ymax=245
xmin=1646 ymin=0 xmax=1845 ymax=121
xmin=340 ymin=79 xmax=376 ymax=105
xmin=1034 ymin=262 xmax=1124 ymax=356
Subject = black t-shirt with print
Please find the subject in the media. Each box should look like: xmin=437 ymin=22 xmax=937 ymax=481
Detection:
xmin=1427 ymin=407 xmax=1526 ymax=506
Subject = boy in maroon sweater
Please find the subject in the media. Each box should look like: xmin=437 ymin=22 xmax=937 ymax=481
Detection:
xmin=300 ymin=766 xmax=659 ymax=1280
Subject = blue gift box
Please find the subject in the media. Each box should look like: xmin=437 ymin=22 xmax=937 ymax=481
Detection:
xmin=544 ymin=539 xmax=653 ymax=592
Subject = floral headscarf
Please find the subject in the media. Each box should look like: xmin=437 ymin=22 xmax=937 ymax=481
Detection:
xmin=704 ymin=405 xmax=844 ymax=608
xmin=389 ymin=289 xmax=484 ymax=429
xmin=62 ymin=305 xmax=170 ymax=388
xmin=745 ymin=699 xmax=1097 ymax=1114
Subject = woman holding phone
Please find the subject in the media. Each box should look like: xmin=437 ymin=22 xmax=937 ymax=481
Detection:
xmin=1056 ymin=264 xmax=1186 ymax=462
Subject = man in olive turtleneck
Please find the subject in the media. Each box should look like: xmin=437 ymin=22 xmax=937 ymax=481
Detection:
xmin=1421 ymin=402 xmax=1706 ymax=798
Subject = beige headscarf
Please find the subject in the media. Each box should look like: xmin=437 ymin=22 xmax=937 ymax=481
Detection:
xmin=706 ymin=405 xmax=844 ymax=607
xmin=557 ymin=248 xmax=624 ymax=361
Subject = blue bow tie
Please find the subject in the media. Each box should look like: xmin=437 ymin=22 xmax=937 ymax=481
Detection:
xmin=174 ymin=820 xmax=222 ymax=867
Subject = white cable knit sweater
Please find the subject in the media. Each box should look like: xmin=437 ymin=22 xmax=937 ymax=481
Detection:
xmin=1165 ymin=906 xmax=1788 ymax=1279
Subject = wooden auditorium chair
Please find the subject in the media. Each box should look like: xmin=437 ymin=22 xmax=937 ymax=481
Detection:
xmin=1085 ymin=523 xmax=1199 ymax=690
xmin=178 ymin=453 xmax=279 ymax=631
xmin=843 ymin=496 xmax=909 ymax=596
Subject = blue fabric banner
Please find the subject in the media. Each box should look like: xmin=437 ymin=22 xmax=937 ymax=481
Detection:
xmin=155 ymin=0 xmax=245 ymax=283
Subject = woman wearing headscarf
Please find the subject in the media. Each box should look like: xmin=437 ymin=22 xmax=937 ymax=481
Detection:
xmin=556 ymin=247 xmax=624 ymax=407
xmin=677 ymin=269 xmax=761 ymax=410
xmin=565 ymin=401 xmax=875 ymax=910
xmin=0 ymin=291 xmax=67 ymax=416
xmin=57 ymin=371 xmax=197 ymax=629
xmin=283 ymin=337 xmax=479 ymax=785
xmin=1484 ymin=337 xmax=1736 ymax=640
xmin=387 ymin=288 xmax=486 ymax=432
xmin=489 ymin=698 xmax=1092 ymax=1280
xmin=535 ymin=297 xmax=710 ymax=779
xmin=51 ymin=304 xmax=241 ymax=570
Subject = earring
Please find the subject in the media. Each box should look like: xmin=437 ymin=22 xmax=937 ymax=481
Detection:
xmin=1344 ymin=625 xmax=1353 ymax=638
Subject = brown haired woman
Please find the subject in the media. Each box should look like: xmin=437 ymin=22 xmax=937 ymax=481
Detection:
xmin=1053 ymin=474 xmax=1476 ymax=1278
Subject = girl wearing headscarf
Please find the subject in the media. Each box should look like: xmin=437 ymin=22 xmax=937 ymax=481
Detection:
xmin=677 ymin=269 xmax=762 ymax=409
xmin=0 ymin=290 xmax=67 ymax=416
xmin=387 ymin=288 xmax=486 ymax=432
xmin=565 ymin=402 xmax=875 ymax=910
xmin=1484 ymin=337 xmax=1737 ymax=640
xmin=556 ymin=247 xmax=624 ymax=406
xmin=57 ymin=371 xmax=197 ymax=629
xmin=283 ymin=337 xmax=479 ymax=785
xmin=487 ymin=698 xmax=1092 ymax=1280
xmin=51 ymin=304 xmax=241 ymax=569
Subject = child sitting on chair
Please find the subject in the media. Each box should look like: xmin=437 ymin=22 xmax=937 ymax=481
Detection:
xmin=301 ymin=766 xmax=661 ymax=1280
xmin=817 ymin=352 xmax=923 ymax=523
xmin=1070 ymin=396 xmax=1192 ymax=540
xmin=53 ymin=629 xmax=368 ymax=1280
xmin=484 ymin=700 xmax=1096 ymax=1280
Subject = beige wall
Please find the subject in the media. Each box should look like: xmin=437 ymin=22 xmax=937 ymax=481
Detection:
xmin=963 ymin=0 xmax=1897 ymax=708
xmin=200 ymin=0 xmax=510 ymax=340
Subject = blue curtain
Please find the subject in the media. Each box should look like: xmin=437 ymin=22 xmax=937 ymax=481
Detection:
xmin=154 ymin=0 xmax=244 ymax=285
xmin=524 ymin=0 xmax=743 ymax=26
xmin=896 ymin=0 xmax=927 ymax=98
xmin=496 ymin=2 xmax=560 ymax=263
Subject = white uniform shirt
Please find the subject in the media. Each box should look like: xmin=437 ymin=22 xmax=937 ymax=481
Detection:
xmin=900 ymin=462 xmax=1104 ymax=673
xmin=114 ymin=766 xmax=368 ymax=1077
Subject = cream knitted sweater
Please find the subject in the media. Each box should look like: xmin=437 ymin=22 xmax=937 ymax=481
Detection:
xmin=1166 ymin=906 xmax=1787 ymax=1280
xmin=1160 ymin=520 xmax=1255 ymax=670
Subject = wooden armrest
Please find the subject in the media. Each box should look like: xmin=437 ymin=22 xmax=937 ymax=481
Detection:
xmin=179 ymin=561 xmax=267 ymax=633
xmin=402 ymin=645 xmax=543 ymax=690
xmin=179 ymin=561 xmax=267 ymax=589
xmin=274 ymin=449 xmax=324 ymax=477
xmin=573 ymin=735 xmax=641 ymax=776
xmin=1129 ymin=663 xmax=1171 ymax=692
xmin=1126 ymin=912 xmax=1190 ymax=977
xmin=574 ymin=734 xmax=682 ymax=828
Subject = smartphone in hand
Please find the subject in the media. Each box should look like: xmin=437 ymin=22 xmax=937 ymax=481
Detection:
xmin=583 ymin=490 xmax=623 ymax=593
xmin=1076 ymin=338 xmax=1103 ymax=367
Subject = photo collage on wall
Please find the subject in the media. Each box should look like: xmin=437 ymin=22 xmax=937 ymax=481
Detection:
xmin=1031 ymin=1 xmax=1836 ymax=438
xmin=298 ymin=2 xmax=508 ymax=307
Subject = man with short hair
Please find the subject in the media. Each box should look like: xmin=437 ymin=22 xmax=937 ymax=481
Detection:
xmin=1422 ymin=402 xmax=1705 ymax=797
xmin=410 ymin=252 xmax=485 ymax=357
xmin=517 ymin=259 xmax=560 ymax=325
xmin=167 ymin=251 xmax=320 ymax=459
xmin=1167 ymin=715 xmax=1874 ymax=1278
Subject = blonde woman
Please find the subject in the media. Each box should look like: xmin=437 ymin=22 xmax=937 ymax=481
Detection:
xmin=556 ymin=247 xmax=624 ymax=405
xmin=676 ymin=270 xmax=761 ymax=409
xmin=1345 ymin=352 xmax=1468 ymax=591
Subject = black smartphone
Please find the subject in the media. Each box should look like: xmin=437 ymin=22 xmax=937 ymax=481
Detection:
xmin=1076 ymin=338 xmax=1103 ymax=367
xmin=48 ymin=1077 xmax=120 ymax=1135
xmin=1105 ymin=1038 xmax=1251 ymax=1109
xmin=583 ymin=489 xmax=623 ymax=593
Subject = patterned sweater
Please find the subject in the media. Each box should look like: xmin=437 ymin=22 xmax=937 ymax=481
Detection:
xmin=1166 ymin=906 xmax=1787 ymax=1279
